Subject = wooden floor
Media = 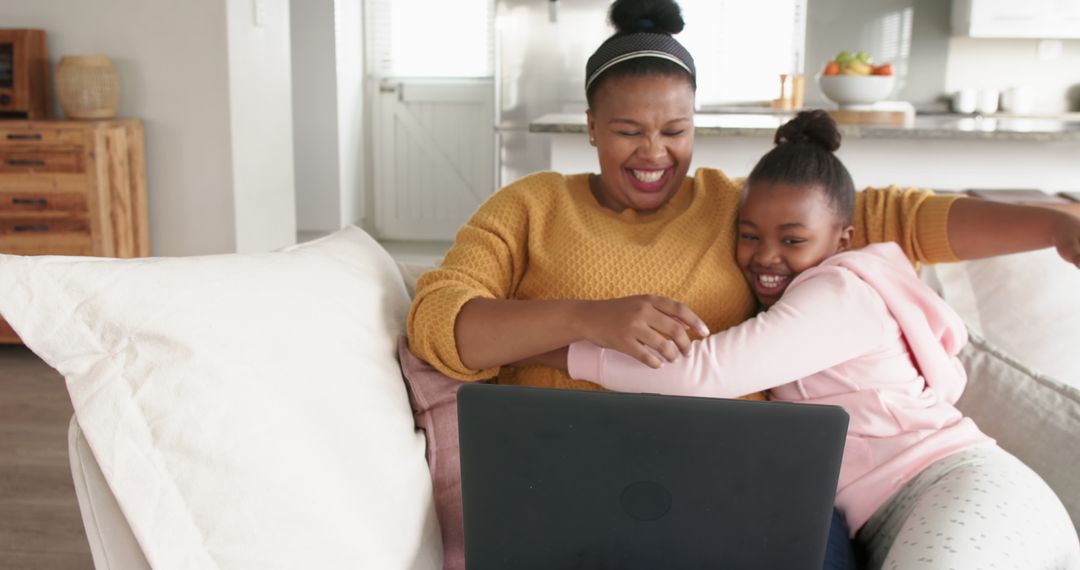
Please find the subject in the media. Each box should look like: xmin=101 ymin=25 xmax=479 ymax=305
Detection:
xmin=0 ymin=345 xmax=93 ymax=569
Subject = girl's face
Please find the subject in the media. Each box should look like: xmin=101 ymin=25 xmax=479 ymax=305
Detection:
xmin=736 ymin=181 xmax=854 ymax=308
xmin=586 ymin=73 xmax=695 ymax=213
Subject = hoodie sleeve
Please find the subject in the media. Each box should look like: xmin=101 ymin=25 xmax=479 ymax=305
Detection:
xmin=568 ymin=266 xmax=888 ymax=397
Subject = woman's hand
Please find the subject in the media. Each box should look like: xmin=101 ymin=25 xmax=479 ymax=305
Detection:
xmin=1052 ymin=209 xmax=1080 ymax=268
xmin=572 ymin=295 xmax=709 ymax=368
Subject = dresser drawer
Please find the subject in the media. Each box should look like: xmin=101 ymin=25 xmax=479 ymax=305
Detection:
xmin=0 ymin=148 xmax=85 ymax=174
xmin=0 ymin=192 xmax=88 ymax=213
xmin=0 ymin=128 xmax=88 ymax=147
xmin=0 ymin=217 xmax=93 ymax=255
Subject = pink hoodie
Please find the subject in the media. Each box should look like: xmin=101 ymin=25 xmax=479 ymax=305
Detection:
xmin=568 ymin=243 xmax=992 ymax=534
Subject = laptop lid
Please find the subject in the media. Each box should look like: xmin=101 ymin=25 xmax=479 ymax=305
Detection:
xmin=457 ymin=383 xmax=848 ymax=570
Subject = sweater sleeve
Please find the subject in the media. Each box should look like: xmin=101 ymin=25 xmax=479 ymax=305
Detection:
xmin=567 ymin=267 xmax=886 ymax=397
xmin=406 ymin=179 xmax=537 ymax=381
xmin=854 ymin=187 xmax=960 ymax=265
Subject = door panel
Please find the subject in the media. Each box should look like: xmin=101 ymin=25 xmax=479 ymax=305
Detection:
xmin=374 ymin=80 xmax=494 ymax=240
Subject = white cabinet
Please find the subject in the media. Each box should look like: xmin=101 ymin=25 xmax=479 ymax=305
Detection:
xmin=952 ymin=0 xmax=1080 ymax=38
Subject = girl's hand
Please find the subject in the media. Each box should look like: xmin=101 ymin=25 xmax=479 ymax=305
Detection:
xmin=573 ymin=296 xmax=709 ymax=368
xmin=1052 ymin=210 xmax=1080 ymax=268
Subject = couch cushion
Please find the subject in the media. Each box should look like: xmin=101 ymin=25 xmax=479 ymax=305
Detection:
xmin=398 ymin=337 xmax=468 ymax=570
xmin=0 ymin=226 xmax=442 ymax=569
xmin=927 ymin=249 xmax=1080 ymax=387
xmin=68 ymin=417 xmax=151 ymax=570
xmin=955 ymin=332 xmax=1080 ymax=532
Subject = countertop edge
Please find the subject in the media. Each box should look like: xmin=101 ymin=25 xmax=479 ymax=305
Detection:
xmin=529 ymin=115 xmax=1080 ymax=142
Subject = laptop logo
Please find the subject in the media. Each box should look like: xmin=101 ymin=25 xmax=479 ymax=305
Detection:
xmin=620 ymin=481 xmax=672 ymax=521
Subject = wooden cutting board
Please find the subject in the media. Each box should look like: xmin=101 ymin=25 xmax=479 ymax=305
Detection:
xmin=828 ymin=101 xmax=915 ymax=126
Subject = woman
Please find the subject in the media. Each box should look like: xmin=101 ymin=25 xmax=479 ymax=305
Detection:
xmin=408 ymin=0 xmax=1080 ymax=390
xmin=407 ymin=0 xmax=1080 ymax=564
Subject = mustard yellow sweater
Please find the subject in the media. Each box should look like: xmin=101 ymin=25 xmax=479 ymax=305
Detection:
xmin=407 ymin=168 xmax=958 ymax=398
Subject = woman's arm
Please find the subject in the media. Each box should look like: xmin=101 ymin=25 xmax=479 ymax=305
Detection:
xmin=567 ymin=268 xmax=885 ymax=398
xmin=408 ymin=178 xmax=708 ymax=380
xmin=456 ymin=295 xmax=710 ymax=371
xmin=947 ymin=198 xmax=1080 ymax=267
xmin=855 ymin=187 xmax=1080 ymax=268
xmin=408 ymin=186 xmax=532 ymax=380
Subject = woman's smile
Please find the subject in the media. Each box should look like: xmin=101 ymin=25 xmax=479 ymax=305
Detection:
xmin=586 ymin=73 xmax=695 ymax=213
xmin=625 ymin=167 xmax=672 ymax=192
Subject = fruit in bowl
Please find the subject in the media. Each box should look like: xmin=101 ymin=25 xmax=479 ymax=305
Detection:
xmin=818 ymin=51 xmax=896 ymax=108
xmin=823 ymin=51 xmax=893 ymax=77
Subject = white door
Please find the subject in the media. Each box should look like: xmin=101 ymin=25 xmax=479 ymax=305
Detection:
xmin=366 ymin=0 xmax=496 ymax=241
xmin=373 ymin=80 xmax=494 ymax=240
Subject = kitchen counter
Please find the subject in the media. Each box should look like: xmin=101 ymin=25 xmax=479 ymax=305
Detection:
xmin=531 ymin=112 xmax=1080 ymax=193
xmin=530 ymin=112 xmax=1080 ymax=142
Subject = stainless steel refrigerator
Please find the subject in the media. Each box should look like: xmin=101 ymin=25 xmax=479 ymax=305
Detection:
xmin=494 ymin=0 xmax=613 ymax=187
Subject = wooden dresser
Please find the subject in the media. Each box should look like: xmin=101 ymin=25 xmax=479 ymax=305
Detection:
xmin=0 ymin=118 xmax=149 ymax=343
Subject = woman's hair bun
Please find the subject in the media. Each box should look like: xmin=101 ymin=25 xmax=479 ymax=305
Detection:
xmin=774 ymin=110 xmax=841 ymax=152
xmin=609 ymin=0 xmax=685 ymax=35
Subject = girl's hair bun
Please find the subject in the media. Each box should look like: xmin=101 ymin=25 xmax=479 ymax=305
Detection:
xmin=775 ymin=110 xmax=842 ymax=152
xmin=609 ymin=0 xmax=686 ymax=35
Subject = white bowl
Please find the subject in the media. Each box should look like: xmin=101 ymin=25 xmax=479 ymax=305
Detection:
xmin=817 ymin=74 xmax=896 ymax=108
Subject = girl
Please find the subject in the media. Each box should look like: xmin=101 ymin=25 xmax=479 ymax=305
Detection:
xmin=563 ymin=110 xmax=1080 ymax=569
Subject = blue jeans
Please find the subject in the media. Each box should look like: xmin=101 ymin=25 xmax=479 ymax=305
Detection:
xmin=823 ymin=508 xmax=859 ymax=569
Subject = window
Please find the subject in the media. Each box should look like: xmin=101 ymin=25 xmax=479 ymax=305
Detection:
xmin=367 ymin=0 xmax=805 ymax=101
xmin=369 ymin=0 xmax=494 ymax=78
xmin=680 ymin=0 xmax=806 ymax=105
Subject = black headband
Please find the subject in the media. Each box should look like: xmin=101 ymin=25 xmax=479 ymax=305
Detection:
xmin=585 ymin=32 xmax=696 ymax=92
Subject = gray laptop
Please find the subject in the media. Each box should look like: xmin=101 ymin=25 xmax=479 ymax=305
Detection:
xmin=457 ymin=383 xmax=848 ymax=570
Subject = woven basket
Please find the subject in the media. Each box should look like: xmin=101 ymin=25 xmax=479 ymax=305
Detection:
xmin=55 ymin=55 xmax=120 ymax=119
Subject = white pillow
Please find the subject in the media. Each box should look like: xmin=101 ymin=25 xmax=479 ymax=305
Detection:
xmin=955 ymin=332 xmax=1080 ymax=533
xmin=0 ymin=226 xmax=442 ymax=569
xmin=927 ymin=249 xmax=1080 ymax=388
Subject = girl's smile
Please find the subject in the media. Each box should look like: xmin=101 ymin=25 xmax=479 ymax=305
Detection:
xmin=736 ymin=181 xmax=854 ymax=308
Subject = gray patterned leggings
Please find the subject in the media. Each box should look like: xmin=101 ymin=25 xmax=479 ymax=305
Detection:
xmin=856 ymin=445 xmax=1080 ymax=570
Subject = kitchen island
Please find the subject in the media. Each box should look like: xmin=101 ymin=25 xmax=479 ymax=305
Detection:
xmin=530 ymin=113 xmax=1080 ymax=193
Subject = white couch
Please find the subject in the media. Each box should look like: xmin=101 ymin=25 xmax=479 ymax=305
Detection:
xmin=61 ymin=255 xmax=438 ymax=570
xmin=2 ymin=225 xmax=1080 ymax=565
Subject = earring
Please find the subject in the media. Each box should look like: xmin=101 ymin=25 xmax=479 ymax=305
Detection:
xmin=589 ymin=136 xmax=596 ymax=144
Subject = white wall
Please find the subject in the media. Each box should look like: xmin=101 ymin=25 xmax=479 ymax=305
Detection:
xmin=945 ymin=38 xmax=1080 ymax=114
xmin=291 ymin=0 xmax=342 ymax=231
xmin=0 ymin=0 xmax=297 ymax=255
xmin=226 ymin=0 xmax=297 ymax=253
xmin=334 ymin=0 xmax=365 ymax=230
xmin=806 ymin=0 xmax=952 ymax=107
xmin=0 ymin=0 xmax=236 ymax=255
xmin=291 ymin=0 xmax=365 ymax=234
xmin=806 ymin=0 xmax=1080 ymax=113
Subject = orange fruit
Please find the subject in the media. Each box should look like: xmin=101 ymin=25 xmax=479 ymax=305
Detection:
xmin=872 ymin=63 xmax=894 ymax=76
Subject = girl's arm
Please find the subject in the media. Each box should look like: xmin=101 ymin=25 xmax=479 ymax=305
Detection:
xmin=947 ymin=198 xmax=1080 ymax=267
xmin=567 ymin=267 xmax=885 ymax=397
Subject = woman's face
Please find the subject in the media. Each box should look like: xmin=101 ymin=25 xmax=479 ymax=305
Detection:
xmin=736 ymin=181 xmax=853 ymax=308
xmin=587 ymin=73 xmax=695 ymax=213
